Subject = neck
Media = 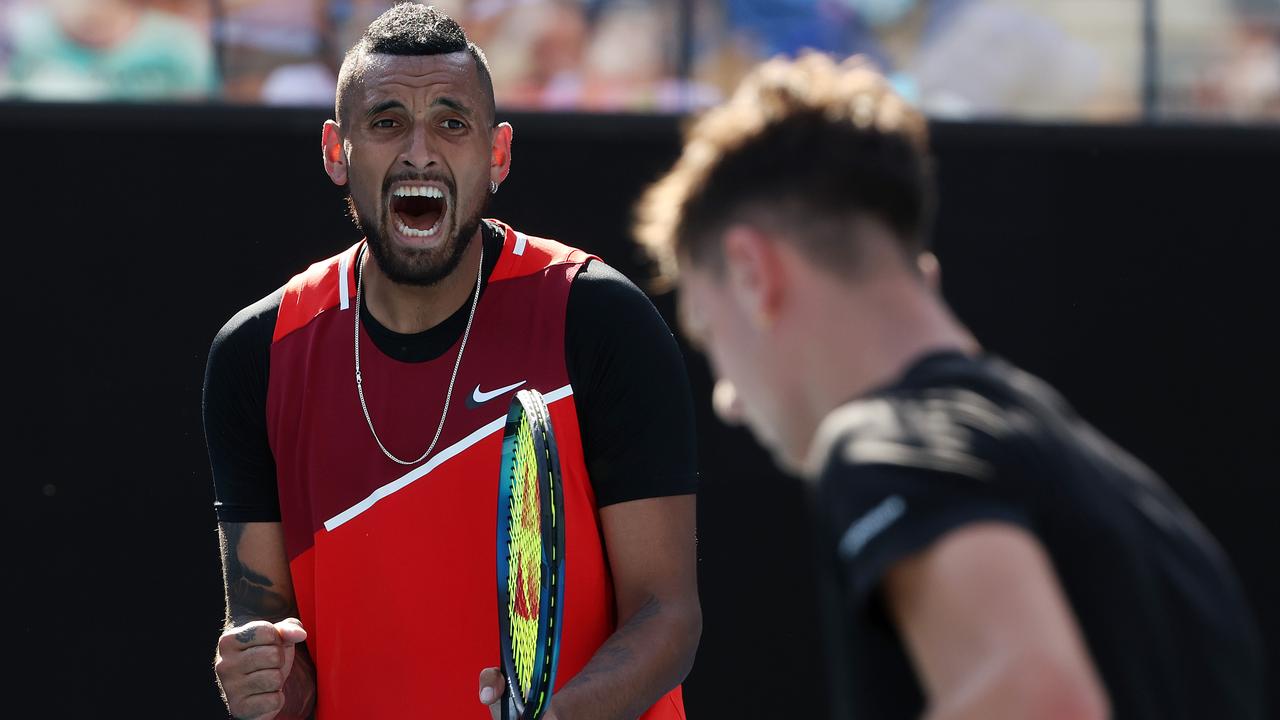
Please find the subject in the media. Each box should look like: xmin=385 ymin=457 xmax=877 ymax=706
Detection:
xmin=361 ymin=229 xmax=484 ymax=334
xmin=793 ymin=271 xmax=979 ymax=448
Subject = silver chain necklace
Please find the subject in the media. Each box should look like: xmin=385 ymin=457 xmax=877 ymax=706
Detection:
xmin=354 ymin=241 xmax=484 ymax=465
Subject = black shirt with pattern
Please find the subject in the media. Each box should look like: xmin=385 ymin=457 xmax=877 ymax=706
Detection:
xmin=810 ymin=352 xmax=1265 ymax=719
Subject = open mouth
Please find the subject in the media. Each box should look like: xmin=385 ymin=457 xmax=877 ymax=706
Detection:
xmin=390 ymin=185 xmax=447 ymax=239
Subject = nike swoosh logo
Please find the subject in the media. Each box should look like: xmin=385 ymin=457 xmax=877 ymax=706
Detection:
xmin=468 ymin=380 xmax=527 ymax=408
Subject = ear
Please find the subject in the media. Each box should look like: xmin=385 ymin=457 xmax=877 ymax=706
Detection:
xmin=917 ymin=251 xmax=942 ymax=293
xmin=322 ymin=120 xmax=348 ymax=186
xmin=721 ymin=224 xmax=785 ymax=330
xmin=490 ymin=122 xmax=514 ymax=187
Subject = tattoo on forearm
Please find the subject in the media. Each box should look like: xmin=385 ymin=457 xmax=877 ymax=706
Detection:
xmin=217 ymin=524 xmax=317 ymax=718
xmin=220 ymin=523 xmax=291 ymax=623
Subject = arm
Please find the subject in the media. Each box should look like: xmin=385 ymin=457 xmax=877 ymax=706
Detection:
xmin=882 ymin=522 xmax=1109 ymax=720
xmin=552 ymin=494 xmax=701 ymax=720
xmin=204 ymin=291 xmax=311 ymax=718
xmin=215 ymin=521 xmax=316 ymax=720
xmin=481 ymin=495 xmax=700 ymax=720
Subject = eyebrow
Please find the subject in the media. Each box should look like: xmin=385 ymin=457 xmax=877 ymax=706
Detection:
xmin=365 ymin=99 xmax=406 ymax=118
xmin=364 ymin=96 xmax=474 ymax=119
xmin=432 ymin=96 xmax=473 ymax=117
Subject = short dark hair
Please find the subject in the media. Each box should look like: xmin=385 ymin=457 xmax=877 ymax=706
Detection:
xmin=636 ymin=53 xmax=934 ymax=284
xmin=336 ymin=3 xmax=496 ymax=126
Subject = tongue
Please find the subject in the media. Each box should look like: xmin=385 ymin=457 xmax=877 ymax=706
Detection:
xmin=393 ymin=196 xmax=443 ymax=231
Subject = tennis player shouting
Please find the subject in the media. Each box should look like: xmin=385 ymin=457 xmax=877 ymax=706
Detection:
xmin=203 ymin=5 xmax=699 ymax=718
xmin=637 ymin=53 xmax=1265 ymax=720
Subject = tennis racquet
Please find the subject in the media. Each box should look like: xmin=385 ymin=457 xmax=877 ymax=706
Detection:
xmin=496 ymin=389 xmax=566 ymax=720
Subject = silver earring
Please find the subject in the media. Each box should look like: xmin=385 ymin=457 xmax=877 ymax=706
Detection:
xmin=490 ymin=180 xmax=499 ymax=195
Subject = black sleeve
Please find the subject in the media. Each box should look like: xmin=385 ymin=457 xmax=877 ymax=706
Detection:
xmin=814 ymin=392 xmax=1032 ymax=608
xmin=202 ymin=287 xmax=283 ymax=522
xmin=565 ymin=260 xmax=697 ymax=507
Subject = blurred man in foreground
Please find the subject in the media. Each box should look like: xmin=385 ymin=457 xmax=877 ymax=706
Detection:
xmin=637 ymin=53 xmax=1265 ymax=719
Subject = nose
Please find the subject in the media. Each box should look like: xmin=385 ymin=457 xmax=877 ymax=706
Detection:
xmin=400 ymin=125 xmax=437 ymax=170
xmin=712 ymin=379 xmax=743 ymax=426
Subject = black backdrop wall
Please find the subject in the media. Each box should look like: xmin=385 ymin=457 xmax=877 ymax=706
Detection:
xmin=4 ymin=103 xmax=1276 ymax=718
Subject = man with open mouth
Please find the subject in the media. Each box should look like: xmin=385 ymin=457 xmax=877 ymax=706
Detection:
xmin=202 ymin=4 xmax=701 ymax=719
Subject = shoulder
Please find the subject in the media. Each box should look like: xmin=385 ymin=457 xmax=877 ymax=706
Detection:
xmin=274 ymin=244 xmax=361 ymax=341
xmin=486 ymin=220 xmax=595 ymax=283
xmin=565 ymin=259 xmax=678 ymax=366
xmin=810 ymin=357 xmax=1053 ymax=605
xmin=569 ymin=259 xmax=663 ymax=325
xmin=813 ymin=384 xmax=1036 ymax=605
xmin=208 ymin=287 xmax=284 ymax=371
xmin=562 ymin=260 xmax=695 ymax=507
xmin=214 ymin=287 xmax=284 ymax=345
xmin=809 ymin=384 xmax=1017 ymax=485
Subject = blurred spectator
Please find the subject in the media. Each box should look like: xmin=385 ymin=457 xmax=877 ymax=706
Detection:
xmin=4 ymin=0 xmax=216 ymax=101
xmin=721 ymin=0 xmax=855 ymax=57
xmin=840 ymin=0 xmax=1102 ymax=119
xmin=469 ymin=0 xmax=591 ymax=109
xmin=1037 ymin=0 xmax=1280 ymax=122
xmin=477 ymin=0 xmax=717 ymax=111
xmin=578 ymin=0 xmax=717 ymax=111
xmin=217 ymin=0 xmax=334 ymax=105
xmin=1001 ymin=0 xmax=1141 ymax=120
xmin=3 ymin=0 xmax=1278 ymax=122
xmin=233 ymin=0 xmax=469 ymax=107
xmin=1149 ymin=0 xmax=1237 ymax=118
xmin=1216 ymin=0 xmax=1280 ymax=118
xmin=691 ymin=0 xmax=1107 ymax=119
xmin=1183 ymin=0 xmax=1280 ymax=120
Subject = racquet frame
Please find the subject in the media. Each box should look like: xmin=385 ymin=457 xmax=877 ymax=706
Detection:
xmin=496 ymin=389 xmax=566 ymax=720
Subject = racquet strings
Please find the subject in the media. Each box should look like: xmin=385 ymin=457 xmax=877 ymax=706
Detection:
xmin=506 ymin=411 xmax=543 ymax=702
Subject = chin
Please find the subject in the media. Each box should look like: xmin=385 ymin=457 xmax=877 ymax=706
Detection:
xmin=366 ymin=219 xmax=467 ymax=288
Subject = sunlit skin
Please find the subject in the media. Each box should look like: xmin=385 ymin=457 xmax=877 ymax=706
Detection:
xmin=322 ymin=51 xmax=513 ymax=334
xmin=675 ymin=221 xmax=977 ymax=474
xmin=676 ymin=239 xmax=818 ymax=470
xmin=677 ymin=260 xmax=798 ymax=461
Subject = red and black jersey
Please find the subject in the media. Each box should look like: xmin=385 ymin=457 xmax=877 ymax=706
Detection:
xmin=204 ymin=220 xmax=694 ymax=718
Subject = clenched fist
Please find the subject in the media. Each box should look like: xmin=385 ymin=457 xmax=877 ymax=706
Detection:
xmin=215 ymin=618 xmax=311 ymax=720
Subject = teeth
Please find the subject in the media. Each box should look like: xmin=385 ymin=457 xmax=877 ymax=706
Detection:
xmin=393 ymin=185 xmax=445 ymax=198
xmin=395 ymin=218 xmax=440 ymax=238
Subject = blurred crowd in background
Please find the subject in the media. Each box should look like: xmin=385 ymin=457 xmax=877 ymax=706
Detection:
xmin=1 ymin=0 xmax=1278 ymax=121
